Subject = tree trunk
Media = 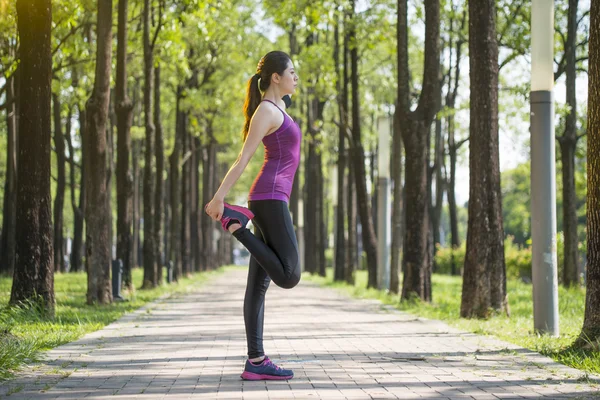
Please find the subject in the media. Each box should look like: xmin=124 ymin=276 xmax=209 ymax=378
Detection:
xmin=69 ymin=101 xmax=86 ymax=273
xmin=576 ymin=0 xmax=600 ymax=348
xmin=132 ymin=139 xmax=141 ymax=271
xmin=390 ymin=108 xmax=403 ymax=294
xmin=560 ymin=0 xmax=580 ymax=287
xmin=431 ymin=112 xmax=445 ymax=254
xmin=333 ymin=12 xmax=347 ymax=282
xmin=181 ymin=115 xmax=192 ymax=276
xmin=350 ymin=0 xmax=378 ymax=288
xmin=116 ymin=0 xmax=134 ymax=290
xmin=52 ymin=93 xmax=66 ymax=273
xmin=10 ymin=0 xmax=55 ymax=314
xmin=142 ymin=0 xmax=156 ymax=288
xmin=154 ymin=65 xmax=164 ymax=284
xmin=84 ymin=0 xmax=113 ymax=305
xmin=1 ymin=67 xmax=18 ymax=276
xmin=446 ymin=15 xmax=465 ymax=275
xmin=201 ymin=138 xmax=216 ymax=272
xmin=398 ymin=0 xmax=440 ymax=301
xmin=169 ymin=88 xmax=183 ymax=281
xmin=461 ymin=0 xmax=508 ymax=318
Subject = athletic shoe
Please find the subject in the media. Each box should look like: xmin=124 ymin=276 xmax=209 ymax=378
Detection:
xmin=220 ymin=203 xmax=255 ymax=231
xmin=240 ymin=356 xmax=294 ymax=380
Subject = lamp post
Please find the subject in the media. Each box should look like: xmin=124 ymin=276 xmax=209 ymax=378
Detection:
xmin=530 ymin=0 xmax=559 ymax=336
xmin=377 ymin=116 xmax=391 ymax=291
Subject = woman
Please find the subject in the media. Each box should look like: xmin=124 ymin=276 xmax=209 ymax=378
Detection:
xmin=204 ymin=51 xmax=301 ymax=381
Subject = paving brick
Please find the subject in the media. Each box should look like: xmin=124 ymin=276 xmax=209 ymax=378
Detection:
xmin=1 ymin=268 xmax=599 ymax=400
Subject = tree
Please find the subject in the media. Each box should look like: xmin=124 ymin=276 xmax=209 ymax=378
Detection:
xmin=52 ymin=93 xmax=67 ymax=273
xmin=84 ymin=0 xmax=113 ymax=304
xmin=1 ymin=53 xmax=17 ymax=277
xmin=349 ymin=0 xmax=378 ymax=289
xmin=142 ymin=0 xmax=157 ymax=288
xmin=10 ymin=0 xmax=55 ymax=314
xmin=116 ymin=0 xmax=135 ymax=290
xmin=398 ymin=0 xmax=440 ymax=301
xmin=576 ymin=0 xmax=600 ymax=349
xmin=558 ymin=0 xmax=583 ymax=287
xmin=461 ymin=0 xmax=508 ymax=318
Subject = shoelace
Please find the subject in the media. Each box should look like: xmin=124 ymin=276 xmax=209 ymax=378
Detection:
xmin=265 ymin=359 xmax=281 ymax=371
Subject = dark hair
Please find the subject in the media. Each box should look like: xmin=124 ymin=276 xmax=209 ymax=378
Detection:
xmin=242 ymin=51 xmax=291 ymax=141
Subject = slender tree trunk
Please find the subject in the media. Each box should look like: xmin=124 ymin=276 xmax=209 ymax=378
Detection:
xmin=84 ymin=0 xmax=113 ymax=305
xmin=132 ymin=139 xmax=141 ymax=270
xmin=344 ymin=19 xmax=357 ymax=285
xmin=560 ymin=0 xmax=580 ymax=287
xmin=181 ymin=116 xmax=192 ymax=276
xmin=154 ymin=65 xmax=164 ymax=284
xmin=170 ymin=88 xmax=183 ymax=281
xmin=350 ymin=0 xmax=378 ymax=288
xmin=116 ymin=0 xmax=134 ymax=290
xmin=142 ymin=0 xmax=156 ymax=288
xmin=53 ymin=93 xmax=66 ymax=273
xmin=69 ymin=101 xmax=86 ymax=273
xmin=10 ymin=0 xmax=55 ymax=314
xmin=432 ymin=112 xmax=445 ymax=254
xmin=576 ymin=0 xmax=600 ymax=348
xmin=446 ymin=15 xmax=465 ymax=275
xmin=461 ymin=0 xmax=508 ymax=318
xmin=390 ymin=109 xmax=404 ymax=294
xmin=334 ymin=13 xmax=347 ymax=282
xmin=201 ymin=138 xmax=215 ymax=272
xmin=398 ymin=0 xmax=440 ymax=301
xmin=1 ymin=67 xmax=18 ymax=276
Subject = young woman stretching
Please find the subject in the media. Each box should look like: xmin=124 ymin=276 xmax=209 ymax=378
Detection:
xmin=204 ymin=51 xmax=301 ymax=381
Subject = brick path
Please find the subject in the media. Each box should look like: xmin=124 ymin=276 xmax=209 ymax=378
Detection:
xmin=1 ymin=267 xmax=599 ymax=399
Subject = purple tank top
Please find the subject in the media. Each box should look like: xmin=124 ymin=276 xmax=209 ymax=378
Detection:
xmin=248 ymin=100 xmax=302 ymax=203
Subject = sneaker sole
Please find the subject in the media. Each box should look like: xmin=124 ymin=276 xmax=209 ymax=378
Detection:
xmin=240 ymin=371 xmax=293 ymax=381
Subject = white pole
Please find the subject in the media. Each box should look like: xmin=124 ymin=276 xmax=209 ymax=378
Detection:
xmin=377 ymin=116 xmax=391 ymax=291
xmin=530 ymin=0 xmax=559 ymax=336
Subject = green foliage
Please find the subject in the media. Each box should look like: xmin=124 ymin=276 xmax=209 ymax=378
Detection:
xmin=0 ymin=268 xmax=225 ymax=380
xmin=304 ymin=268 xmax=599 ymax=376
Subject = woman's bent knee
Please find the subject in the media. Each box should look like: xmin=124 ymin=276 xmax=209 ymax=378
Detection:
xmin=277 ymin=273 xmax=300 ymax=289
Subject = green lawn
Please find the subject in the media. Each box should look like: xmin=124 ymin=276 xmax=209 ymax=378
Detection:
xmin=0 ymin=268 xmax=224 ymax=380
xmin=303 ymin=268 xmax=600 ymax=376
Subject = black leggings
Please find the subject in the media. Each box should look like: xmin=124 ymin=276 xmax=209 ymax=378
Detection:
xmin=232 ymin=200 xmax=301 ymax=359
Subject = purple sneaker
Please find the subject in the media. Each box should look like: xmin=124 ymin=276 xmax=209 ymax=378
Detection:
xmin=220 ymin=203 xmax=254 ymax=232
xmin=240 ymin=356 xmax=294 ymax=381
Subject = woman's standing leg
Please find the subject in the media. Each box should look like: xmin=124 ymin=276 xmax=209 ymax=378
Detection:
xmin=244 ymin=226 xmax=271 ymax=361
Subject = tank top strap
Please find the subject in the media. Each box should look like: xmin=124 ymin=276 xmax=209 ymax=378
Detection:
xmin=261 ymin=99 xmax=288 ymax=119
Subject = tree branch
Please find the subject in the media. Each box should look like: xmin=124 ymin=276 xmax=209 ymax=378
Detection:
xmin=150 ymin=0 xmax=165 ymax=50
xmin=52 ymin=22 xmax=85 ymax=58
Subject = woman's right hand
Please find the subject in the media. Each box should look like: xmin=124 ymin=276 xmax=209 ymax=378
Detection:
xmin=204 ymin=197 xmax=224 ymax=221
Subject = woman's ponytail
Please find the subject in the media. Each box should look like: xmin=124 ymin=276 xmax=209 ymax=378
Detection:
xmin=242 ymin=74 xmax=262 ymax=141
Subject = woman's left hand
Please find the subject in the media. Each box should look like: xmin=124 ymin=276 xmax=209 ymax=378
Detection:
xmin=204 ymin=198 xmax=224 ymax=221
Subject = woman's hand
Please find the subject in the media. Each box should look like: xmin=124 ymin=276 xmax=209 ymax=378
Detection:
xmin=204 ymin=197 xmax=224 ymax=221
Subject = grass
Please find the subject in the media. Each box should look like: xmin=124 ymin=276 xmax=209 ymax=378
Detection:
xmin=0 ymin=267 xmax=224 ymax=380
xmin=303 ymin=268 xmax=600 ymax=376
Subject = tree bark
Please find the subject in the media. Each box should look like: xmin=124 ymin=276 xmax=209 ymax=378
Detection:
xmin=52 ymin=93 xmax=66 ymax=273
xmin=446 ymin=11 xmax=465 ymax=275
xmin=181 ymin=114 xmax=192 ymax=276
xmin=576 ymin=0 xmax=600 ymax=348
xmin=116 ymin=0 xmax=135 ymax=290
xmin=350 ymin=0 xmax=378 ymax=288
xmin=69 ymin=101 xmax=86 ymax=273
xmin=560 ymin=0 xmax=580 ymax=287
xmin=1 ymin=66 xmax=18 ymax=277
xmin=154 ymin=65 xmax=164 ymax=284
xmin=461 ymin=0 xmax=508 ymax=318
xmin=169 ymin=87 xmax=183 ymax=281
xmin=142 ymin=0 xmax=156 ymax=288
xmin=334 ymin=12 xmax=347 ymax=282
xmin=398 ymin=0 xmax=440 ymax=301
xmin=84 ymin=0 xmax=113 ymax=305
xmin=390 ymin=110 xmax=404 ymax=294
xmin=132 ymin=139 xmax=141 ymax=271
xmin=10 ymin=0 xmax=55 ymax=314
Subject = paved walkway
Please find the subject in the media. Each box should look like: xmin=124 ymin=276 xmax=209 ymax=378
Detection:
xmin=1 ymin=268 xmax=599 ymax=400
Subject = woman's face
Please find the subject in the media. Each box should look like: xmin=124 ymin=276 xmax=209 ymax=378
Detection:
xmin=276 ymin=60 xmax=298 ymax=95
